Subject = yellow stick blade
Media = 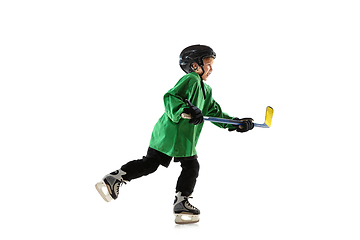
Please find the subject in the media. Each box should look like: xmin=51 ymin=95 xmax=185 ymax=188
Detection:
xmin=265 ymin=106 xmax=274 ymax=128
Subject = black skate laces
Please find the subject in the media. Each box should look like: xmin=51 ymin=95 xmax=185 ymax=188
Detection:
xmin=184 ymin=197 xmax=198 ymax=210
xmin=115 ymin=180 xmax=126 ymax=195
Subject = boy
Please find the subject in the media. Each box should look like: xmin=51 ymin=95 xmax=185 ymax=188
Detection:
xmin=95 ymin=45 xmax=254 ymax=224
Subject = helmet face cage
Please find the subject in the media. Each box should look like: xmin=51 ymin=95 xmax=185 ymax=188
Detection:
xmin=179 ymin=45 xmax=216 ymax=74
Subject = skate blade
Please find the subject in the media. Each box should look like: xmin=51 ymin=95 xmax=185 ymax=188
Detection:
xmin=95 ymin=181 xmax=113 ymax=202
xmin=174 ymin=214 xmax=199 ymax=224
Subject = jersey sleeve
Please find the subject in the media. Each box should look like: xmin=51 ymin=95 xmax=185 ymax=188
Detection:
xmin=163 ymin=74 xmax=201 ymax=123
xmin=206 ymin=97 xmax=237 ymax=130
xmin=163 ymin=93 xmax=187 ymax=123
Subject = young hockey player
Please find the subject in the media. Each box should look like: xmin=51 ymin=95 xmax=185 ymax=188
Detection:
xmin=95 ymin=44 xmax=254 ymax=224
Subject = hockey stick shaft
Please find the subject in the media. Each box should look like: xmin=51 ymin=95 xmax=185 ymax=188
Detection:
xmin=181 ymin=113 xmax=268 ymax=127
xmin=182 ymin=99 xmax=273 ymax=128
xmin=203 ymin=116 xmax=269 ymax=128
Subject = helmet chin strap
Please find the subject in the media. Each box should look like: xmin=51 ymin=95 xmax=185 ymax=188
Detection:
xmin=191 ymin=62 xmax=207 ymax=99
xmin=199 ymin=65 xmax=206 ymax=100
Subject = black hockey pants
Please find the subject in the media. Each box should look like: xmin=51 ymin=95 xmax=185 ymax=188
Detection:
xmin=120 ymin=147 xmax=199 ymax=197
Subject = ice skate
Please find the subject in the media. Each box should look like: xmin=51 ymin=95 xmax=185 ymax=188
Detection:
xmin=173 ymin=192 xmax=200 ymax=224
xmin=95 ymin=170 xmax=127 ymax=202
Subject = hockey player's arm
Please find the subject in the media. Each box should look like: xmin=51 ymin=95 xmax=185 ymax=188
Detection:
xmin=207 ymin=101 xmax=254 ymax=132
xmin=206 ymin=98 xmax=237 ymax=130
xmin=163 ymin=92 xmax=188 ymax=123
xmin=163 ymin=77 xmax=201 ymax=123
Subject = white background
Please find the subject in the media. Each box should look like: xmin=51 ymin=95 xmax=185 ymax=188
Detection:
xmin=1 ymin=0 xmax=359 ymax=239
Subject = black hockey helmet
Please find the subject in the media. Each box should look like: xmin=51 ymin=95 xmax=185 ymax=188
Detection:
xmin=179 ymin=45 xmax=216 ymax=74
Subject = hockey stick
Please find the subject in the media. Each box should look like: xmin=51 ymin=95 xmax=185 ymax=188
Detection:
xmin=181 ymin=100 xmax=273 ymax=128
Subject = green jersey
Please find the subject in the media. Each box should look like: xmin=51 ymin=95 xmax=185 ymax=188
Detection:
xmin=149 ymin=72 xmax=235 ymax=157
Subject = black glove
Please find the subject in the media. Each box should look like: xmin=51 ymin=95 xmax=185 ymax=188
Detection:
xmin=228 ymin=117 xmax=254 ymax=133
xmin=183 ymin=99 xmax=204 ymax=125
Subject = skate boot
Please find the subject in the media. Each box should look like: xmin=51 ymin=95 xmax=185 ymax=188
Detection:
xmin=95 ymin=169 xmax=127 ymax=202
xmin=173 ymin=192 xmax=200 ymax=224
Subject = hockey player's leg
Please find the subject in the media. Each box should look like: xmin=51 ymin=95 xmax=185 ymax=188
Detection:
xmin=120 ymin=148 xmax=172 ymax=180
xmin=95 ymin=157 xmax=160 ymax=202
xmin=95 ymin=148 xmax=172 ymax=202
xmin=175 ymin=159 xmax=200 ymax=197
xmin=120 ymin=156 xmax=160 ymax=180
xmin=174 ymin=158 xmax=200 ymax=224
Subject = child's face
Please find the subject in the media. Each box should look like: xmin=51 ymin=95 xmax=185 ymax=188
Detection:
xmin=201 ymin=57 xmax=214 ymax=81
xmin=193 ymin=57 xmax=214 ymax=81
